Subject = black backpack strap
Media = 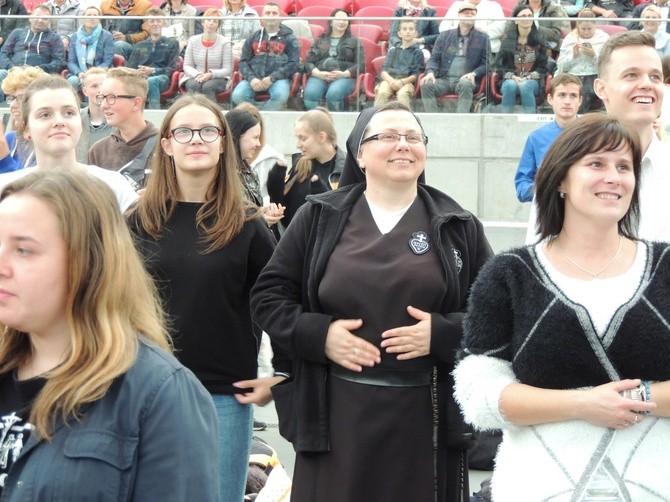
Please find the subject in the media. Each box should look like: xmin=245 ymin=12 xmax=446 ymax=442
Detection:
xmin=118 ymin=134 xmax=158 ymax=190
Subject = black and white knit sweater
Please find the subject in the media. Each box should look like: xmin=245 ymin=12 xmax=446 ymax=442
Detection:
xmin=454 ymin=241 xmax=670 ymax=501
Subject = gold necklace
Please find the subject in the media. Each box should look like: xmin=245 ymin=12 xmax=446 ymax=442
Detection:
xmin=556 ymin=235 xmax=622 ymax=279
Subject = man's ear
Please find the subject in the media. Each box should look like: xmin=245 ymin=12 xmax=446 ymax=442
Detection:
xmin=594 ymin=77 xmax=607 ymax=101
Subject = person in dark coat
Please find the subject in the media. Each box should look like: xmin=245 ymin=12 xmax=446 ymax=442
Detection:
xmin=252 ymin=101 xmax=493 ymax=501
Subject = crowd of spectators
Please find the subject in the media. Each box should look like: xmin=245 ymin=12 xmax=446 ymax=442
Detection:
xmin=0 ymin=0 xmax=667 ymax=113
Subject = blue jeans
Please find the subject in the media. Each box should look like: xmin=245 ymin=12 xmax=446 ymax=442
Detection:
xmin=501 ymin=78 xmax=539 ymax=113
xmin=147 ymin=74 xmax=169 ymax=109
xmin=67 ymin=74 xmax=82 ymax=90
xmin=114 ymin=40 xmax=134 ymax=59
xmin=211 ymin=394 xmax=252 ymax=502
xmin=232 ymin=79 xmax=290 ymax=111
xmin=303 ymin=76 xmax=355 ymax=111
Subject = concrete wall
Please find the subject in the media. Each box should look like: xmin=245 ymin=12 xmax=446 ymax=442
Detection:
xmin=186 ymin=110 xmax=549 ymax=253
xmin=12 ymin=108 xmax=553 ymax=253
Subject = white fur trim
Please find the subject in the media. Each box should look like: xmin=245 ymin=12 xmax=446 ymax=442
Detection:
xmin=453 ymin=355 xmax=518 ymax=431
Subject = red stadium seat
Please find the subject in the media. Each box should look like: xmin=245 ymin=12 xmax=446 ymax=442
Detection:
xmin=309 ymin=23 xmax=325 ymax=39
xmin=350 ymin=23 xmax=384 ymax=44
xmin=597 ymin=24 xmax=627 ymax=36
xmin=353 ymin=0 xmax=398 ymax=14
xmin=298 ymin=0 xmax=353 ymax=13
xmin=160 ymin=57 xmax=184 ymax=104
xmin=363 ymin=55 xmax=387 ymax=101
xmin=354 ymin=6 xmax=395 ymax=41
xmin=297 ymin=5 xmax=334 ymax=32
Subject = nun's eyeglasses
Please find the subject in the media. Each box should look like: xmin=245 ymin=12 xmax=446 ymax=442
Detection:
xmin=360 ymin=132 xmax=428 ymax=146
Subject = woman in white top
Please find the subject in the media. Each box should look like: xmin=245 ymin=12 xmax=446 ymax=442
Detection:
xmin=556 ymin=8 xmax=609 ymax=112
xmin=455 ymin=114 xmax=670 ymax=501
xmin=641 ymin=5 xmax=670 ymax=59
xmin=219 ymin=0 xmax=260 ymax=56
xmin=182 ymin=8 xmax=233 ymax=102
xmin=0 ymin=75 xmax=138 ymax=212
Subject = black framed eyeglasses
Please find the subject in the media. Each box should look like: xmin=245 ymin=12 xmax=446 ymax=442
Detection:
xmin=168 ymin=126 xmax=223 ymax=144
xmin=360 ymin=132 xmax=428 ymax=146
xmin=95 ymin=93 xmax=137 ymax=105
xmin=6 ymin=94 xmax=23 ymax=104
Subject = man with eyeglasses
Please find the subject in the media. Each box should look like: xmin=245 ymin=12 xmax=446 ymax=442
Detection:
xmin=126 ymin=7 xmax=179 ymax=109
xmin=231 ymin=1 xmax=300 ymax=111
xmin=0 ymin=5 xmax=66 ymax=103
xmin=88 ymin=67 xmax=158 ymax=188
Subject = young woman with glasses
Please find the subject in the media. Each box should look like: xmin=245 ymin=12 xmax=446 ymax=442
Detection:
xmin=127 ymin=94 xmax=286 ymax=502
xmin=252 ymin=101 xmax=493 ymax=501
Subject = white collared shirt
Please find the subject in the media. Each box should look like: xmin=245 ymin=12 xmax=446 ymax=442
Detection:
xmin=639 ymin=135 xmax=670 ymax=242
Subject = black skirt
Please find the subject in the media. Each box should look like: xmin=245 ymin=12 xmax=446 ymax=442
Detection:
xmin=291 ymin=375 xmax=435 ymax=502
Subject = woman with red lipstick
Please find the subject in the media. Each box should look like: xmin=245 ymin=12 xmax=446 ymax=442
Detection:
xmin=252 ymin=101 xmax=492 ymax=501
xmin=455 ymin=114 xmax=670 ymax=500
xmin=127 ymin=94 xmax=285 ymax=502
xmin=266 ymin=107 xmax=343 ymax=233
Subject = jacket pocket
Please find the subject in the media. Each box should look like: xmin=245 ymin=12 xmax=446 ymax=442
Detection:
xmin=62 ymin=430 xmax=138 ymax=498
xmin=271 ymin=378 xmax=296 ymax=444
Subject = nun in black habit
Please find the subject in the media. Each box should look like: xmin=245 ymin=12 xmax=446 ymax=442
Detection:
xmin=252 ymin=102 xmax=492 ymax=502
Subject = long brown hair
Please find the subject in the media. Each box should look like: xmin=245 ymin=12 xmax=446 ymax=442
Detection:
xmin=129 ymin=94 xmax=254 ymax=252
xmin=0 ymin=170 xmax=170 ymax=439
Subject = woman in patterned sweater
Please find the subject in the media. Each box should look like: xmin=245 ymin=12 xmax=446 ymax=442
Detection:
xmin=455 ymin=114 xmax=670 ymax=501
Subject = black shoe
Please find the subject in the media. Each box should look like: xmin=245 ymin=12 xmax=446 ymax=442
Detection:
xmin=253 ymin=420 xmax=267 ymax=432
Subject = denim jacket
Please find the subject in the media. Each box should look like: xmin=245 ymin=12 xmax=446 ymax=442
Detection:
xmin=0 ymin=341 xmax=220 ymax=502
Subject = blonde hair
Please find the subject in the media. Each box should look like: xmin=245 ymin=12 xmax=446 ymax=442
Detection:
xmin=82 ymin=66 xmax=108 ymax=84
xmin=642 ymin=4 xmax=662 ymax=17
xmin=105 ymin=67 xmax=148 ymax=104
xmin=294 ymin=108 xmax=337 ymax=183
xmin=0 ymin=170 xmax=170 ymax=440
xmin=223 ymin=0 xmax=247 ymax=10
xmin=130 ymin=94 xmax=255 ymax=252
xmin=1 ymin=66 xmax=47 ymax=95
xmin=203 ymin=7 xmax=222 ymax=27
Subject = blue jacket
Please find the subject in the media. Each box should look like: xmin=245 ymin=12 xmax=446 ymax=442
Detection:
xmin=239 ymin=24 xmax=300 ymax=82
xmin=425 ymin=28 xmax=490 ymax=85
xmin=0 ymin=341 xmax=220 ymax=501
xmin=381 ymin=44 xmax=424 ymax=80
xmin=514 ymin=120 xmax=563 ymax=202
xmin=0 ymin=132 xmax=19 ymax=174
xmin=389 ymin=6 xmax=440 ymax=49
xmin=67 ymin=27 xmax=115 ymax=76
xmin=0 ymin=27 xmax=65 ymax=72
xmin=128 ymin=36 xmax=180 ymax=76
